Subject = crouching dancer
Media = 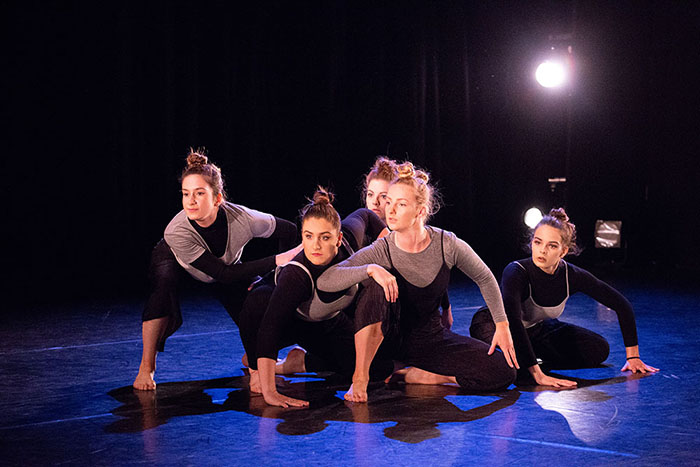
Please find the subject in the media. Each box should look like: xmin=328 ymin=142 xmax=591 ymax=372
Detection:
xmin=318 ymin=162 xmax=518 ymax=402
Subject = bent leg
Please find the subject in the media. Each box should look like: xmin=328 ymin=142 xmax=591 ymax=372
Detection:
xmin=134 ymin=240 xmax=185 ymax=390
xmin=213 ymin=280 xmax=252 ymax=328
xmin=404 ymin=324 xmax=516 ymax=392
xmin=238 ymin=283 xmax=276 ymax=371
xmin=134 ymin=317 xmax=168 ymax=390
xmin=346 ymin=281 xmax=397 ymax=402
xmin=346 ymin=323 xmax=385 ymax=402
xmin=301 ymin=312 xmax=394 ymax=383
xmin=469 ymin=307 xmax=496 ymax=343
xmin=530 ymin=319 xmax=610 ymax=369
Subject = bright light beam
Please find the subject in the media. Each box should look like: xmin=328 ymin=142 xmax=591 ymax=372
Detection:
xmin=524 ymin=207 xmax=543 ymax=228
xmin=536 ymin=60 xmax=567 ymax=88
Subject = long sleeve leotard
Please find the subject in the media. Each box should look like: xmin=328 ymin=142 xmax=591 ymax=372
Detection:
xmin=317 ymin=227 xmax=507 ymax=325
xmin=502 ymin=258 xmax=638 ymax=368
xmin=256 ymin=208 xmax=384 ymax=361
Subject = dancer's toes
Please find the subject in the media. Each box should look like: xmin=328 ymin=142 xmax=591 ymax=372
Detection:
xmin=344 ymin=382 xmax=368 ymax=402
xmin=133 ymin=369 xmax=156 ymax=391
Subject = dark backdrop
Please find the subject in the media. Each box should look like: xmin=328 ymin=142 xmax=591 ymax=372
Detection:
xmin=4 ymin=1 xmax=699 ymax=306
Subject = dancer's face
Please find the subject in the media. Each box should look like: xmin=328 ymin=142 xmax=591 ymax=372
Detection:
xmin=384 ymin=183 xmax=425 ymax=232
xmin=365 ymin=179 xmax=390 ymax=221
xmin=531 ymin=224 xmax=569 ymax=274
xmin=181 ymin=174 xmax=222 ymax=227
xmin=302 ymin=217 xmax=342 ymax=266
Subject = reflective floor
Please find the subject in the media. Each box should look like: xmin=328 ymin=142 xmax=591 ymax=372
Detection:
xmin=2 ymin=272 xmax=699 ymax=465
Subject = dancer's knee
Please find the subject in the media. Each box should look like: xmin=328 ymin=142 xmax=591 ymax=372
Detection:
xmin=354 ymin=281 xmax=393 ymax=332
xmin=456 ymin=351 xmax=516 ymax=392
xmin=582 ymin=336 xmax=610 ymax=367
xmin=469 ymin=307 xmax=495 ymax=343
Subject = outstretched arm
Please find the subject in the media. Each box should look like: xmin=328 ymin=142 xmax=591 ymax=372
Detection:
xmin=573 ymin=266 xmax=657 ymax=374
xmin=189 ymin=244 xmax=301 ymax=284
xmin=450 ymin=234 xmax=518 ymax=368
xmin=501 ymin=262 xmax=575 ymax=387
xmin=317 ymin=240 xmax=392 ymax=292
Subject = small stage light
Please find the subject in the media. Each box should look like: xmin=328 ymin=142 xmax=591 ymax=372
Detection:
xmin=524 ymin=208 xmax=544 ymax=229
xmin=536 ymin=60 xmax=567 ymax=88
xmin=594 ymin=220 xmax=622 ymax=248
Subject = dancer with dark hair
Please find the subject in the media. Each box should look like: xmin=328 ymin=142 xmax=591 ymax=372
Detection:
xmin=470 ymin=208 xmax=658 ymax=388
xmin=239 ymin=188 xmax=392 ymax=407
xmin=133 ymin=148 xmax=300 ymax=390
xmin=319 ymin=162 xmax=518 ymax=402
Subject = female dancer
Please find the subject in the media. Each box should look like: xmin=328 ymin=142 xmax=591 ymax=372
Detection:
xmin=318 ymin=162 xmax=518 ymax=402
xmin=470 ymin=208 xmax=658 ymax=388
xmin=133 ymin=149 xmax=300 ymax=390
xmin=363 ymin=156 xmax=395 ymax=223
xmin=363 ymin=157 xmax=453 ymax=328
xmin=239 ymin=188 xmax=392 ymax=407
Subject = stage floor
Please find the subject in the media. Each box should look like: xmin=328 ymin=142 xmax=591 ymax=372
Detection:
xmin=2 ymin=272 xmax=699 ymax=466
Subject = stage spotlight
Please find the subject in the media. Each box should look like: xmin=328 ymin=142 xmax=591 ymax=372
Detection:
xmin=594 ymin=220 xmax=622 ymax=248
xmin=524 ymin=208 xmax=543 ymax=229
xmin=536 ymin=60 xmax=567 ymax=88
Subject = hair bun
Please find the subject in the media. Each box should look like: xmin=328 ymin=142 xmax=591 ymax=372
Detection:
xmin=548 ymin=208 xmax=569 ymax=223
xmin=396 ymin=161 xmax=416 ymax=180
xmin=374 ymin=157 xmax=396 ymax=179
xmin=186 ymin=147 xmax=208 ymax=168
xmin=397 ymin=161 xmax=430 ymax=183
xmin=312 ymin=186 xmax=335 ymax=206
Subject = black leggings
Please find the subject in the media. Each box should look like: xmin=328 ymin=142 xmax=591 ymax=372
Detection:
xmin=356 ymin=282 xmax=516 ymax=392
xmin=142 ymin=239 xmax=249 ymax=351
xmin=470 ymin=307 xmax=610 ymax=370
xmin=239 ymin=283 xmax=393 ymax=381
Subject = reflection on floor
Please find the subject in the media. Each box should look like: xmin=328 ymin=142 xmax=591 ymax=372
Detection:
xmin=2 ymin=273 xmax=699 ymax=465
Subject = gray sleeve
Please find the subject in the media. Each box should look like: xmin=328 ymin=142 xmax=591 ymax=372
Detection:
xmin=164 ymin=212 xmax=207 ymax=265
xmin=317 ymin=239 xmax=393 ymax=292
xmin=446 ymin=232 xmax=507 ymax=323
xmin=240 ymin=206 xmax=276 ymax=238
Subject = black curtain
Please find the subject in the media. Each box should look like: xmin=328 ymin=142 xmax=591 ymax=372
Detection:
xmin=5 ymin=1 xmax=699 ymax=306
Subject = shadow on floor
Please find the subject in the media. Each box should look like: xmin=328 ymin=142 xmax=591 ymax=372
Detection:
xmin=108 ymin=373 xmax=522 ymax=443
xmin=107 ymin=371 xmax=643 ymax=444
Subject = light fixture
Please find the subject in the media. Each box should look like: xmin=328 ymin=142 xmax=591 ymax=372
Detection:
xmin=594 ymin=220 xmax=622 ymax=248
xmin=524 ymin=207 xmax=544 ymax=229
xmin=536 ymin=60 xmax=567 ymax=88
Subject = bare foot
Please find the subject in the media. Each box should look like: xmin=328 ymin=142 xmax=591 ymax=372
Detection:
xmin=248 ymin=368 xmax=262 ymax=394
xmin=344 ymin=381 xmax=369 ymax=402
xmin=384 ymin=361 xmax=409 ymax=383
xmin=276 ymin=347 xmax=306 ymax=374
xmin=133 ymin=366 xmax=156 ymax=391
xmin=403 ymin=367 xmax=455 ymax=385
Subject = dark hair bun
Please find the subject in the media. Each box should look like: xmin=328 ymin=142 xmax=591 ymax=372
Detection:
xmin=548 ymin=208 xmax=569 ymax=223
xmin=186 ymin=147 xmax=208 ymax=168
xmin=312 ymin=186 xmax=335 ymax=206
